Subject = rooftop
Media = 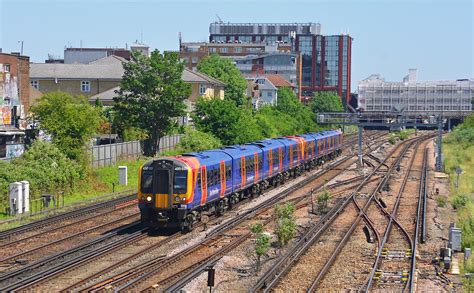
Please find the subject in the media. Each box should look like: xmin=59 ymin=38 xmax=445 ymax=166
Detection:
xmin=30 ymin=55 xmax=125 ymax=80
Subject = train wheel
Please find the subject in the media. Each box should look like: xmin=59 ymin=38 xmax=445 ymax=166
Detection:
xmin=182 ymin=215 xmax=194 ymax=232
xmin=216 ymin=200 xmax=225 ymax=216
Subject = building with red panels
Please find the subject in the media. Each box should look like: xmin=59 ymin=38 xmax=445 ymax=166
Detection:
xmin=209 ymin=22 xmax=352 ymax=107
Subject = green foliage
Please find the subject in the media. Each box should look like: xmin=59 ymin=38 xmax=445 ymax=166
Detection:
xmin=0 ymin=141 xmax=83 ymax=205
xmin=175 ymin=127 xmax=222 ymax=153
xmin=274 ymin=203 xmax=297 ymax=247
xmin=275 ymin=87 xmax=318 ymax=133
xmin=114 ymin=50 xmax=191 ymax=156
xmin=445 ymin=114 xmax=474 ymax=149
xmin=317 ymin=188 xmax=331 ymax=214
xmin=251 ymin=222 xmax=264 ymax=234
xmin=310 ymin=91 xmax=344 ymax=114
xmin=30 ymin=92 xmax=103 ymax=165
xmin=193 ymin=97 xmax=263 ymax=145
xmin=250 ymin=222 xmax=270 ymax=271
xmin=398 ymin=129 xmax=409 ymax=140
xmin=436 ymin=196 xmax=447 ymax=208
xmin=452 ymin=194 xmax=471 ymax=209
xmin=388 ymin=133 xmax=396 ymax=145
xmin=197 ymin=54 xmax=247 ymax=106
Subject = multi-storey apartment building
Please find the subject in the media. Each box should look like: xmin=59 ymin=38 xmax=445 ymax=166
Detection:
xmin=358 ymin=69 xmax=473 ymax=118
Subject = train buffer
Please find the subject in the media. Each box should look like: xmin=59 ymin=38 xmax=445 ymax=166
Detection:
xmin=381 ymin=249 xmax=412 ymax=259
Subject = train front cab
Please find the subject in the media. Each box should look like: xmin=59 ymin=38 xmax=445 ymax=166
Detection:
xmin=138 ymin=158 xmax=195 ymax=229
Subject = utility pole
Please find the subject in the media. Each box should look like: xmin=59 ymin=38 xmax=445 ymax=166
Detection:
xmin=436 ymin=115 xmax=443 ymax=172
xmin=358 ymin=125 xmax=363 ymax=168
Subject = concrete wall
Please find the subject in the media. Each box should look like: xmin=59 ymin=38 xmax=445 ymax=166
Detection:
xmin=33 ymin=79 xmax=120 ymax=97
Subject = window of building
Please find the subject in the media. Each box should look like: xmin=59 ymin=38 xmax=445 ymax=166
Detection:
xmin=81 ymin=81 xmax=90 ymax=92
xmin=209 ymin=47 xmax=217 ymax=53
xmin=191 ymin=57 xmax=198 ymax=64
xmin=199 ymin=84 xmax=207 ymax=95
xmin=4 ymin=64 xmax=10 ymax=72
xmin=235 ymin=47 xmax=242 ymax=53
xmin=267 ymin=91 xmax=272 ymax=98
xmin=220 ymin=47 xmax=228 ymax=53
xmin=30 ymin=80 xmax=39 ymax=90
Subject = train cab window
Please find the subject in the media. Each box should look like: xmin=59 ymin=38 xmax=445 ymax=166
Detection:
xmin=174 ymin=169 xmax=187 ymax=194
xmin=141 ymin=170 xmax=153 ymax=194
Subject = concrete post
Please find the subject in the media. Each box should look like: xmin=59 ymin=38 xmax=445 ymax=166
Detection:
xmin=358 ymin=125 xmax=363 ymax=168
xmin=119 ymin=166 xmax=128 ymax=185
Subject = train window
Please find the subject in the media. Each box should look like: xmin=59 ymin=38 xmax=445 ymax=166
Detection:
xmin=141 ymin=170 xmax=153 ymax=194
xmin=258 ymin=157 xmax=263 ymax=170
xmin=226 ymin=164 xmax=231 ymax=179
xmin=197 ymin=170 xmax=201 ymax=188
xmin=174 ymin=170 xmax=187 ymax=194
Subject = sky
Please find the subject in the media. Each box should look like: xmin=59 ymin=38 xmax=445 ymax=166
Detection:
xmin=1 ymin=0 xmax=473 ymax=91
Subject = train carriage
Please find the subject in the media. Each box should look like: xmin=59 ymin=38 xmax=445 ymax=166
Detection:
xmin=138 ymin=129 xmax=343 ymax=231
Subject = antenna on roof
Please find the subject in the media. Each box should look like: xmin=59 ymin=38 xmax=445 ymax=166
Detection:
xmin=216 ymin=14 xmax=223 ymax=23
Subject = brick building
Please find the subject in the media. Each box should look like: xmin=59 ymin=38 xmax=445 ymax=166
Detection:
xmin=0 ymin=52 xmax=30 ymax=159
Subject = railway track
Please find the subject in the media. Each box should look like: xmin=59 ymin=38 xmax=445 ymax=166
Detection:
xmin=251 ymin=133 xmax=417 ymax=292
xmin=363 ymin=140 xmax=429 ymax=291
xmin=0 ymin=193 xmax=136 ymax=239
xmin=44 ymin=134 xmax=386 ymax=292
xmin=309 ymin=135 xmax=434 ymax=291
xmin=0 ymin=131 xmax=384 ymax=291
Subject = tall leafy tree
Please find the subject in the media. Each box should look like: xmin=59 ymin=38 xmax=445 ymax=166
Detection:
xmin=193 ymin=97 xmax=263 ymax=145
xmin=30 ymin=92 xmax=103 ymax=165
xmin=197 ymin=54 xmax=247 ymax=106
xmin=310 ymin=91 xmax=344 ymax=114
xmin=114 ymin=50 xmax=191 ymax=156
xmin=276 ymin=87 xmax=318 ymax=133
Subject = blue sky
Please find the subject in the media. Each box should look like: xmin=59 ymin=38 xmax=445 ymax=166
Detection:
xmin=1 ymin=0 xmax=473 ymax=90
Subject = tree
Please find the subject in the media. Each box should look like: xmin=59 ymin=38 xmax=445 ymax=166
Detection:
xmin=310 ymin=91 xmax=344 ymax=114
xmin=276 ymin=87 xmax=318 ymax=133
xmin=274 ymin=203 xmax=297 ymax=247
xmin=251 ymin=223 xmax=270 ymax=272
xmin=114 ymin=50 xmax=191 ymax=156
xmin=193 ymin=97 xmax=263 ymax=145
xmin=30 ymin=92 xmax=103 ymax=165
xmin=197 ymin=54 xmax=247 ymax=106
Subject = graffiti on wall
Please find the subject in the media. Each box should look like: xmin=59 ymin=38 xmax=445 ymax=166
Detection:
xmin=0 ymin=64 xmax=19 ymax=127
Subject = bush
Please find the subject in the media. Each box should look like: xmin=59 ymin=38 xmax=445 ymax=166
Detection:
xmin=388 ymin=133 xmax=396 ymax=145
xmin=250 ymin=222 xmax=270 ymax=271
xmin=274 ymin=203 xmax=297 ymax=247
xmin=451 ymin=194 xmax=471 ymax=210
xmin=175 ymin=127 xmax=222 ymax=153
xmin=398 ymin=130 xmax=409 ymax=140
xmin=1 ymin=141 xmax=83 ymax=205
xmin=436 ymin=196 xmax=447 ymax=208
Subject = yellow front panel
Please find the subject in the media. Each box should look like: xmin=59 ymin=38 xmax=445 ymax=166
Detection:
xmin=156 ymin=194 xmax=169 ymax=209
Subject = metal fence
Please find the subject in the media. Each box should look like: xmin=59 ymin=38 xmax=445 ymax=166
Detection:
xmin=89 ymin=134 xmax=182 ymax=167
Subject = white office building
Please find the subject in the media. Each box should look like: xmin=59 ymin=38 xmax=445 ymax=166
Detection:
xmin=358 ymin=69 xmax=473 ymax=118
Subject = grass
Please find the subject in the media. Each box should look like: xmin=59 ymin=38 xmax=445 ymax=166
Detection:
xmin=0 ymin=157 xmax=149 ymax=225
xmin=443 ymin=142 xmax=474 ymax=250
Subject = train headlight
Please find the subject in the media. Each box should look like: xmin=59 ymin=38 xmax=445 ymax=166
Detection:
xmin=175 ymin=196 xmax=181 ymax=202
xmin=181 ymin=197 xmax=187 ymax=203
xmin=146 ymin=196 xmax=152 ymax=202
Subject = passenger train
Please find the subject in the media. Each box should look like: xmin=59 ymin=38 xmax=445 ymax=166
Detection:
xmin=138 ymin=130 xmax=343 ymax=231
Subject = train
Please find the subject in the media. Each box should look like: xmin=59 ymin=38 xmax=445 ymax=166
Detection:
xmin=138 ymin=130 xmax=343 ymax=231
